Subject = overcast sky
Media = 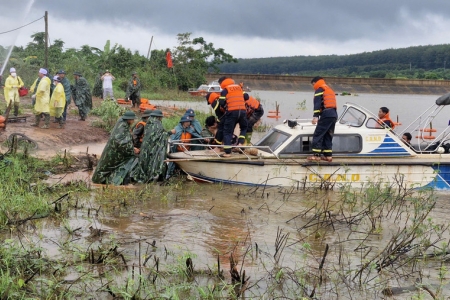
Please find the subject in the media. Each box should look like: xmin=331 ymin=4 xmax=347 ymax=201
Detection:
xmin=1 ymin=0 xmax=450 ymax=59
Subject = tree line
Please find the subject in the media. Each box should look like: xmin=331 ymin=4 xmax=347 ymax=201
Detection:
xmin=0 ymin=32 xmax=236 ymax=93
xmin=218 ymin=44 xmax=450 ymax=80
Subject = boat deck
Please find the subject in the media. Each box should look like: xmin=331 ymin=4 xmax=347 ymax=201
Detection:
xmin=168 ymin=150 xmax=449 ymax=166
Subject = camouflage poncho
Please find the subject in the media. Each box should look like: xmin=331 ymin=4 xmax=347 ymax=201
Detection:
xmin=60 ymin=77 xmax=72 ymax=105
xmin=71 ymin=76 xmax=93 ymax=118
xmin=131 ymin=118 xmax=169 ymax=183
xmin=92 ymin=74 xmax=103 ymax=98
xmin=125 ymin=76 xmax=141 ymax=99
xmin=92 ymin=118 xmax=137 ymax=185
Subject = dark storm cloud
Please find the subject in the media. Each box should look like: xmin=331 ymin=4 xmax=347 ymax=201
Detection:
xmin=27 ymin=0 xmax=450 ymax=42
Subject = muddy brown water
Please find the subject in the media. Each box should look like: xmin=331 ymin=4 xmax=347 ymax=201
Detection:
xmin=37 ymin=171 xmax=450 ymax=298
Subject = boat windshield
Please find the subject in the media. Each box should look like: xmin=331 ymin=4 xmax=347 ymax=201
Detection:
xmin=254 ymin=129 xmax=290 ymax=153
xmin=339 ymin=106 xmax=366 ymax=127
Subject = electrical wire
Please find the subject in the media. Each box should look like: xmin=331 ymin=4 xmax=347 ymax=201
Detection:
xmin=0 ymin=16 xmax=44 ymax=35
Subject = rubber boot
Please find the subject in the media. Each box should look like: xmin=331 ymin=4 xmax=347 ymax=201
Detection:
xmin=41 ymin=113 xmax=50 ymax=129
xmin=244 ymin=132 xmax=253 ymax=146
xmin=58 ymin=117 xmax=64 ymax=129
xmin=30 ymin=114 xmax=40 ymax=127
xmin=13 ymin=104 xmax=19 ymax=117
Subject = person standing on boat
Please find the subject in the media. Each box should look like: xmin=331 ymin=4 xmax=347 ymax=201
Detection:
xmin=244 ymin=95 xmax=264 ymax=145
xmin=206 ymin=92 xmax=226 ymax=145
xmin=307 ymin=76 xmax=337 ymax=162
xmin=132 ymin=109 xmax=152 ymax=149
xmin=377 ymin=107 xmax=396 ymax=129
xmin=125 ymin=71 xmax=141 ymax=108
xmin=218 ymin=77 xmax=248 ymax=157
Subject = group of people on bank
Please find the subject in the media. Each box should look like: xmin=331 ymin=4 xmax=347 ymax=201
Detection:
xmin=2 ymin=67 xmax=144 ymax=129
xmin=2 ymin=67 xmax=92 ymax=128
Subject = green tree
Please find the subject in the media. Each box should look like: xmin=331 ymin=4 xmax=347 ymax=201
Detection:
xmin=172 ymin=32 xmax=237 ymax=90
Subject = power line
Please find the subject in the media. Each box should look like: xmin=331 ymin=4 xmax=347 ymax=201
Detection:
xmin=0 ymin=16 xmax=44 ymax=35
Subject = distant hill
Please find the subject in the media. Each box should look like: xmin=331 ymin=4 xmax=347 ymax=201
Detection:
xmin=218 ymin=44 xmax=450 ymax=80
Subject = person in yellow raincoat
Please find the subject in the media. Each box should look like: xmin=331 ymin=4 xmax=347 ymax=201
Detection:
xmin=3 ymin=67 xmax=24 ymax=116
xmin=31 ymin=68 xmax=51 ymax=129
xmin=49 ymin=76 xmax=66 ymax=129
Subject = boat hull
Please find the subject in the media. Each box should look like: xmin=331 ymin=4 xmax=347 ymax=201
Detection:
xmin=171 ymin=154 xmax=450 ymax=189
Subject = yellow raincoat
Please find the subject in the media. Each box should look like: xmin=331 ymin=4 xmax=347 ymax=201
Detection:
xmin=34 ymin=76 xmax=51 ymax=114
xmin=4 ymin=75 xmax=24 ymax=106
xmin=49 ymin=83 xmax=66 ymax=118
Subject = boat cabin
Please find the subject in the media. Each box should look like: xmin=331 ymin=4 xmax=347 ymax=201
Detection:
xmin=254 ymin=102 xmax=418 ymax=157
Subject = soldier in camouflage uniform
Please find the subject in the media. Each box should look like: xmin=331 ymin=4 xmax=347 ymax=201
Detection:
xmin=56 ymin=70 xmax=72 ymax=123
xmin=132 ymin=109 xmax=152 ymax=148
xmin=92 ymin=72 xmax=103 ymax=98
xmin=71 ymin=72 xmax=93 ymax=121
xmin=92 ymin=111 xmax=140 ymax=185
xmin=131 ymin=109 xmax=169 ymax=182
xmin=125 ymin=71 xmax=141 ymax=108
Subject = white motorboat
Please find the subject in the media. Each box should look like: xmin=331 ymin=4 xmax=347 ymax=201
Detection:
xmin=188 ymin=80 xmax=222 ymax=97
xmin=168 ymin=94 xmax=450 ymax=189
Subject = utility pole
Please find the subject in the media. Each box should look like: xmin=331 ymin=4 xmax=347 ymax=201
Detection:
xmin=445 ymin=60 xmax=446 ymax=72
xmin=146 ymin=36 xmax=153 ymax=60
xmin=44 ymin=11 xmax=48 ymax=69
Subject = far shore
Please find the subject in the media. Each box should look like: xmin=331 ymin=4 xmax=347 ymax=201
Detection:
xmin=206 ymin=73 xmax=450 ymax=95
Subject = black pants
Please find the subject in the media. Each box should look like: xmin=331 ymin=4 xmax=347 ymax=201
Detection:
xmin=312 ymin=117 xmax=336 ymax=157
xmin=223 ymin=110 xmax=248 ymax=154
xmin=130 ymin=93 xmax=141 ymax=107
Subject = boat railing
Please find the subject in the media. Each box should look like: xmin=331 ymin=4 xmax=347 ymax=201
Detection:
xmin=168 ymin=138 xmax=279 ymax=159
xmin=397 ymin=104 xmax=450 ymax=152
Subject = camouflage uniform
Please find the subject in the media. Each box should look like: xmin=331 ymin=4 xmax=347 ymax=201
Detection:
xmin=71 ymin=76 xmax=93 ymax=120
xmin=131 ymin=117 xmax=168 ymax=182
xmin=60 ymin=76 xmax=72 ymax=121
xmin=92 ymin=117 xmax=137 ymax=185
xmin=125 ymin=75 xmax=141 ymax=107
xmin=92 ymin=73 xmax=103 ymax=98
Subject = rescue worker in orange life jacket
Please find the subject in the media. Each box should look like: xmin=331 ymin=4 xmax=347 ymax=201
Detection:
xmin=217 ymin=76 xmax=249 ymax=157
xmin=244 ymin=95 xmax=264 ymax=145
xmin=307 ymin=76 xmax=338 ymax=162
xmin=132 ymin=109 xmax=152 ymax=148
xmin=377 ymin=107 xmax=396 ymax=129
xmin=206 ymin=92 xmax=226 ymax=145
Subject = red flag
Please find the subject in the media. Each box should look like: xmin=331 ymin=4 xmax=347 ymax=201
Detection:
xmin=166 ymin=51 xmax=173 ymax=68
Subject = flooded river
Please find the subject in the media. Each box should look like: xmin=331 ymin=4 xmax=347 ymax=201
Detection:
xmin=11 ymin=90 xmax=450 ymax=298
xmin=39 ymin=169 xmax=450 ymax=298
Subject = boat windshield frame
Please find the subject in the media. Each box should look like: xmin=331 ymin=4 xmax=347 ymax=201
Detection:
xmin=253 ymin=128 xmax=291 ymax=153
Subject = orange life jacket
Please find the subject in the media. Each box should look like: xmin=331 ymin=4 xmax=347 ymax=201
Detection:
xmin=378 ymin=113 xmax=396 ymax=129
xmin=313 ymin=79 xmax=337 ymax=110
xmin=177 ymin=131 xmax=192 ymax=151
xmin=135 ymin=121 xmax=146 ymax=142
xmin=246 ymin=96 xmax=260 ymax=110
xmin=245 ymin=96 xmax=260 ymax=117
xmin=207 ymin=92 xmax=220 ymax=104
xmin=221 ymin=79 xmax=246 ymax=111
